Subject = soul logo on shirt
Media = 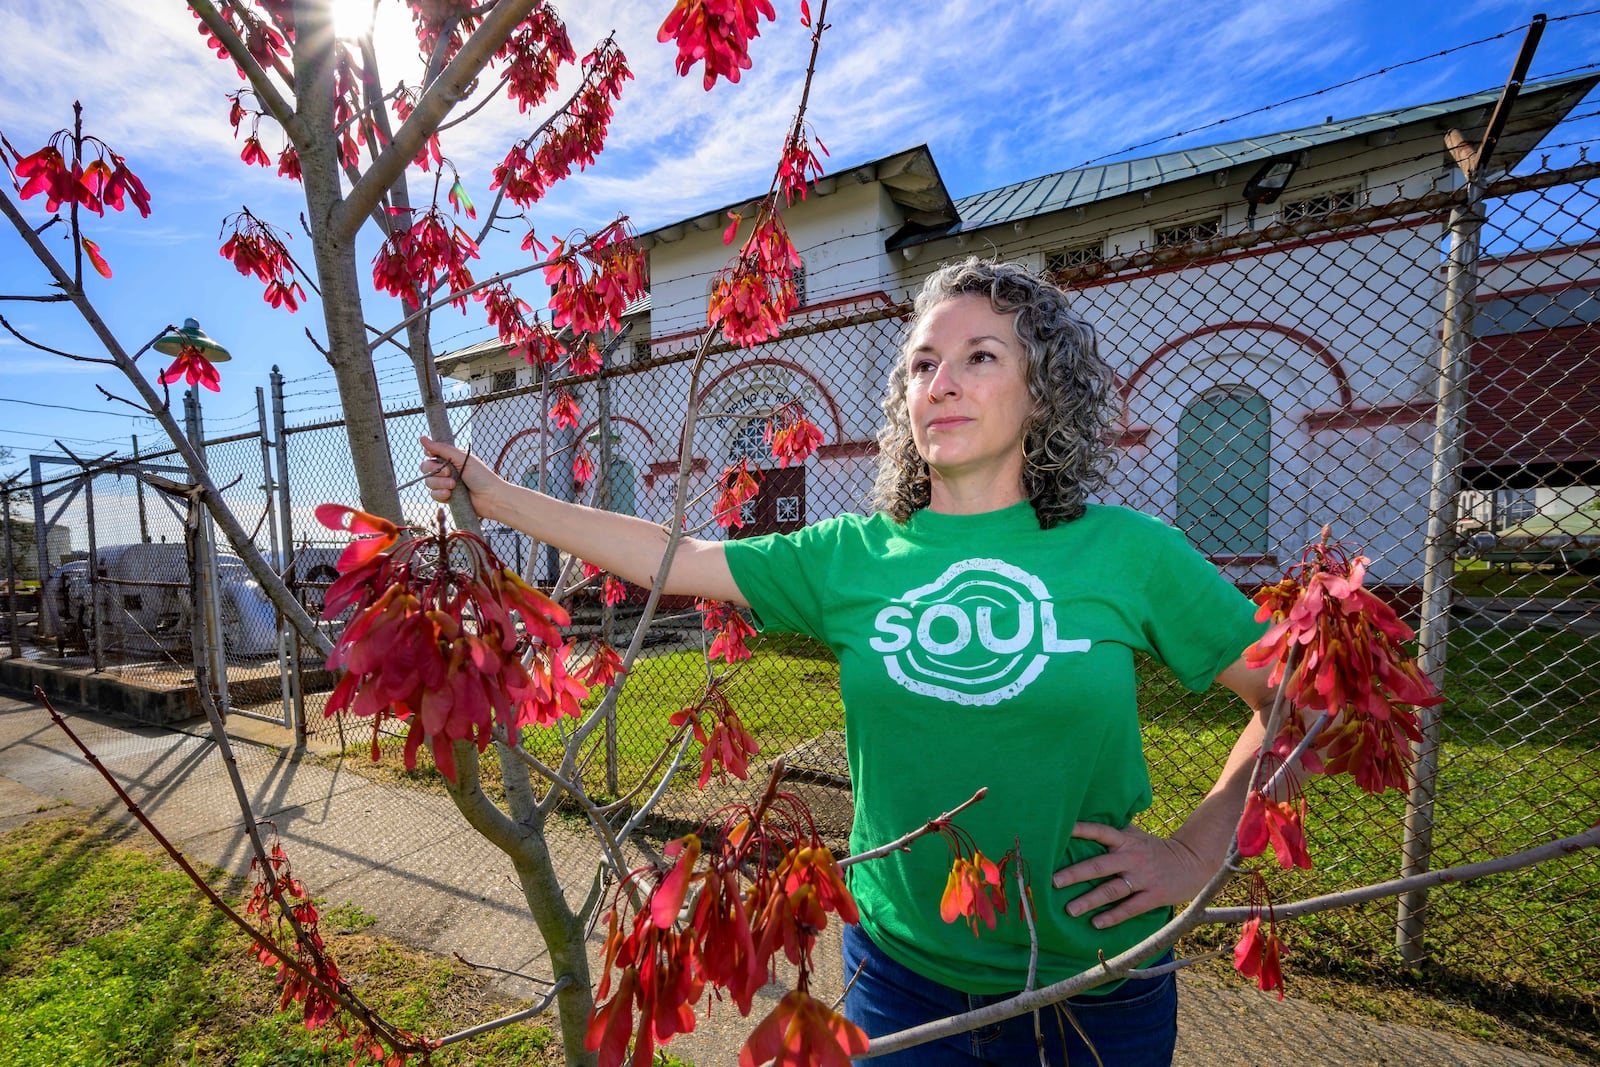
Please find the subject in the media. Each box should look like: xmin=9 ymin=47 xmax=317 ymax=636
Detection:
xmin=867 ymin=558 xmax=1090 ymax=706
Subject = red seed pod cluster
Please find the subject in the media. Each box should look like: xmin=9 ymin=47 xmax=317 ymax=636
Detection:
xmin=1228 ymin=534 xmax=1444 ymax=994
xmin=709 ymin=211 xmax=803 ymax=347
xmin=657 ymin=0 xmax=781 ymax=90
xmin=316 ymin=505 xmax=585 ymax=785
xmin=542 ymin=219 xmax=648 ymax=336
xmin=192 ymin=2 xmax=291 ymax=81
xmin=371 ymin=206 xmax=480 ymax=310
xmin=403 ymin=0 xmax=480 ymax=67
xmin=245 ymin=839 xmax=342 ymax=1032
xmin=1244 ymin=539 xmax=1443 ymax=796
xmin=936 ymin=826 xmax=1018 ymax=937
xmin=495 ymin=2 xmax=576 ymax=113
xmin=670 ymin=677 xmax=759 ymax=788
xmin=1232 ymin=872 xmax=1286 ymax=1000
xmin=220 ymin=209 xmax=306 ymax=311
xmin=1237 ymin=791 xmax=1311 ymax=871
xmin=392 ymin=85 xmax=443 ymax=173
xmin=548 ymin=389 xmax=582 ymax=429
xmin=698 ymin=599 xmax=756 ymax=664
xmin=571 ymin=447 xmax=597 ymax=487
xmin=776 ymin=127 xmax=828 ymax=206
xmin=765 ymin=403 xmax=825 ymax=467
xmin=4 ymin=127 xmax=151 ymax=222
xmin=157 ymin=343 xmax=222 ymax=393
xmin=576 ymin=640 xmax=626 ymax=689
xmin=713 ymin=460 xmax=761 ymax=530
xmin=587 ymin=784 xmax=865 ymax=1067
xmin=491 ymin=38 xmax=632 ymax=208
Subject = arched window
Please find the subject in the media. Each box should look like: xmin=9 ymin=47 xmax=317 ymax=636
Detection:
xmin=1175 ymin=386 xmax=1270 ymax=556
xmin=602 ymin=458 xmax=636 ymax=517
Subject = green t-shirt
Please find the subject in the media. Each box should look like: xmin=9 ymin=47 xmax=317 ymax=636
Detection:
xmin=722 ymin=501 xmax=1264 ymax=994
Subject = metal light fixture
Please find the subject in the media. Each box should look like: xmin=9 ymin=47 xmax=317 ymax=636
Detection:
xmin=1242 ymin=155 xmax=1300 ymax=228
xmin=154 ymin=318 xmax=232 ymax=362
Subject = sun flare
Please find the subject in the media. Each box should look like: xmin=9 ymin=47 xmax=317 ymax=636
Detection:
xmin=329 ymin=0 xmax=376 ymax=41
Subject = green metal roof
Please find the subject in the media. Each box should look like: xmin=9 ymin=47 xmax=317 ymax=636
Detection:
xmin=891 ymin=73 xmax=1598 ymax=249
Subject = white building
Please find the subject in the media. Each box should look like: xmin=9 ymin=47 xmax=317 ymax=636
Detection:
xmin=440 ymin=74 xmax=1599 ymax=589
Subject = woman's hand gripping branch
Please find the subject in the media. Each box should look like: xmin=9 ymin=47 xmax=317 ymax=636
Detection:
xmin=418 ymin=435 xmax=746 ymax=605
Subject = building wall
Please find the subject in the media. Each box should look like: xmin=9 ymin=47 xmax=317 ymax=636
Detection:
xmin=437 ymin=131 xmax=1595 ymax=589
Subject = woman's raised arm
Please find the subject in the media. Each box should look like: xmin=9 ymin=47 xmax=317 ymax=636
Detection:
xmin=419 ymin=436 xmax=747 ymax=606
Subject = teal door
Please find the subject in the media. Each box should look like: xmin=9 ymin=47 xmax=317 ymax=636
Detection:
xmin=1175 ymin=388 xmax=1270 ymax=555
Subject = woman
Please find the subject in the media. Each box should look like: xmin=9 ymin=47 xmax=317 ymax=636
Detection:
xmin=422 ymin=258 xmax=1275 ymax=1065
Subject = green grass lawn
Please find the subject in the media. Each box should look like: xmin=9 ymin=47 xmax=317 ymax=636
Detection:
xmin=0 ymin=817 xmax=561 ymax=1067
xmin=1453 ymin=559 xmax=1598 ymax=600
xmin=1140 ymin=626 xmax=1600 ymax=1061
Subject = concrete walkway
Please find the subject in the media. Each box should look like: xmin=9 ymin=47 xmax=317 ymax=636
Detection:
xmin=0 ymin=690 xmax=1578 ymax=1066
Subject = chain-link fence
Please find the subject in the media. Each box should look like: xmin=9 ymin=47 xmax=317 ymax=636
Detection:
xmin=4 ymin=158 xmax=1596 ymax=1028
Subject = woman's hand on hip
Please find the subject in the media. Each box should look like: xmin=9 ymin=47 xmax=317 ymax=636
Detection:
xmin=1052 ymin=821 xmax=1209 ymax=929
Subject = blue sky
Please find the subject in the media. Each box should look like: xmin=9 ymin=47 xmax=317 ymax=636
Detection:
xmin=1 ymin=0 xmax=1596 ymax=473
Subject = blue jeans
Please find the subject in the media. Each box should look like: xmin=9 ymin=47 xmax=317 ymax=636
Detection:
xmin=841 ymin=923 xmax=1177 ymax=1066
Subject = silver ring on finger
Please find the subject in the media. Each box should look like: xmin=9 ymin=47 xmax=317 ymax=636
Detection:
xmin=1119 ymin=875 xmax=1136 ymax=896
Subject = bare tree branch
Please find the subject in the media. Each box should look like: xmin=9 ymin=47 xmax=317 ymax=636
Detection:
xmin=94 ymin=383 xmax=161 ymax=415
xmin=187 ymin=0 xmax=302 ymax=142
xmin=0 ymin=313 xmax=116 ymax=363
xmin=860 ymin=825 xmax=1600 ymax=1057
xmin=338 ymin=0 xmax=543 ymax=242
xmin=1203 ymin=824 xmax=1600 ymax=923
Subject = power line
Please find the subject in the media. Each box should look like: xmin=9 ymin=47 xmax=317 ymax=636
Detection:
xmin=1064 ymin=12 xmax=1600 ymax=172
xmin=0 ymin=395 xmax=159 ymax=419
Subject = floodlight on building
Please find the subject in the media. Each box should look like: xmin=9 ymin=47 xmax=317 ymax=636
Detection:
xmin=1243 ymin=156 xmax=1300 ymax=228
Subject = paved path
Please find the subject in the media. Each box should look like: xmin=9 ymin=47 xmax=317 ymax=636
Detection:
xmin=0 ymin=691 xmax=1578 ymax=1065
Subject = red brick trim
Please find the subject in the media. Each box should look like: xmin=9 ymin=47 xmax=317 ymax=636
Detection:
xmin=1124 ymin=321 xmax=1355 ymax=413
xmin=816 ymin=440 xmax=878 ymax=459
xmin=1474 ymin=274 xmax=1600 ymax=303
xmin=1071 ymin=215 xmax=1441 ymax=291
xmin=1301 ymin=401 xmax=1434 ymax=432
xmin=569 ymin=416 xmax=656 ymax=448
xmin=1479 ymin=237 xmax=1600 ymax=268
xmin=648 ymin=290 xmax=899 ymax=350
xmin=643 ymin=458 xmax=708 ymax=491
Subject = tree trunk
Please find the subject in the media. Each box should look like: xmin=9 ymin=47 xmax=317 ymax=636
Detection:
xmin=295 ymin=0 xmax=404 ymax=522
xmin=443 ymin=743 xmax=598 ymax=1066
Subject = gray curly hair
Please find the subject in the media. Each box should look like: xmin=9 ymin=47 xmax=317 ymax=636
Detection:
xmin=872 ymin=257 xmax=1117 ymax=529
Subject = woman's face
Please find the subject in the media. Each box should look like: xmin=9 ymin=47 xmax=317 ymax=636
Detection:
xmin=904 ymin=294 xmax=1033 ymax=489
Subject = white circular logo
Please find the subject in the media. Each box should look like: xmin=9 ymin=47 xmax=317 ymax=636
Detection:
xmin=868 ymin=559 xmax=1090 ymax=706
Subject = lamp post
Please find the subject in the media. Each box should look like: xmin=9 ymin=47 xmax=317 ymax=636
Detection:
xmin=164 ymin=318 xmax=233 ymax=719
xmin=153 ymin=318 xmax=233 ymax=364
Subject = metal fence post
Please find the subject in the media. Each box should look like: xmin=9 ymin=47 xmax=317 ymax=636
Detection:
xmin=29 ymin=456 xmax=57 ymax=638
xmin=186 ymin=389 xmax=232 ymax=718
xmin=83 ymin=468 xmax=102 ymax=672
xmin=3 ymin=480 xmax=19 ymax=659
xmin=1397 ymin=177 xmax=1486 ymax=966
xmin=272 ymin=366 xmax=306 ymax=742
xmin=256 ymin=385 xmax=290 ymax=730
xmin=597 ymin=342 xmax=619 ymax=797
xmin=132 ymin=435 xmax=150 ymax=542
